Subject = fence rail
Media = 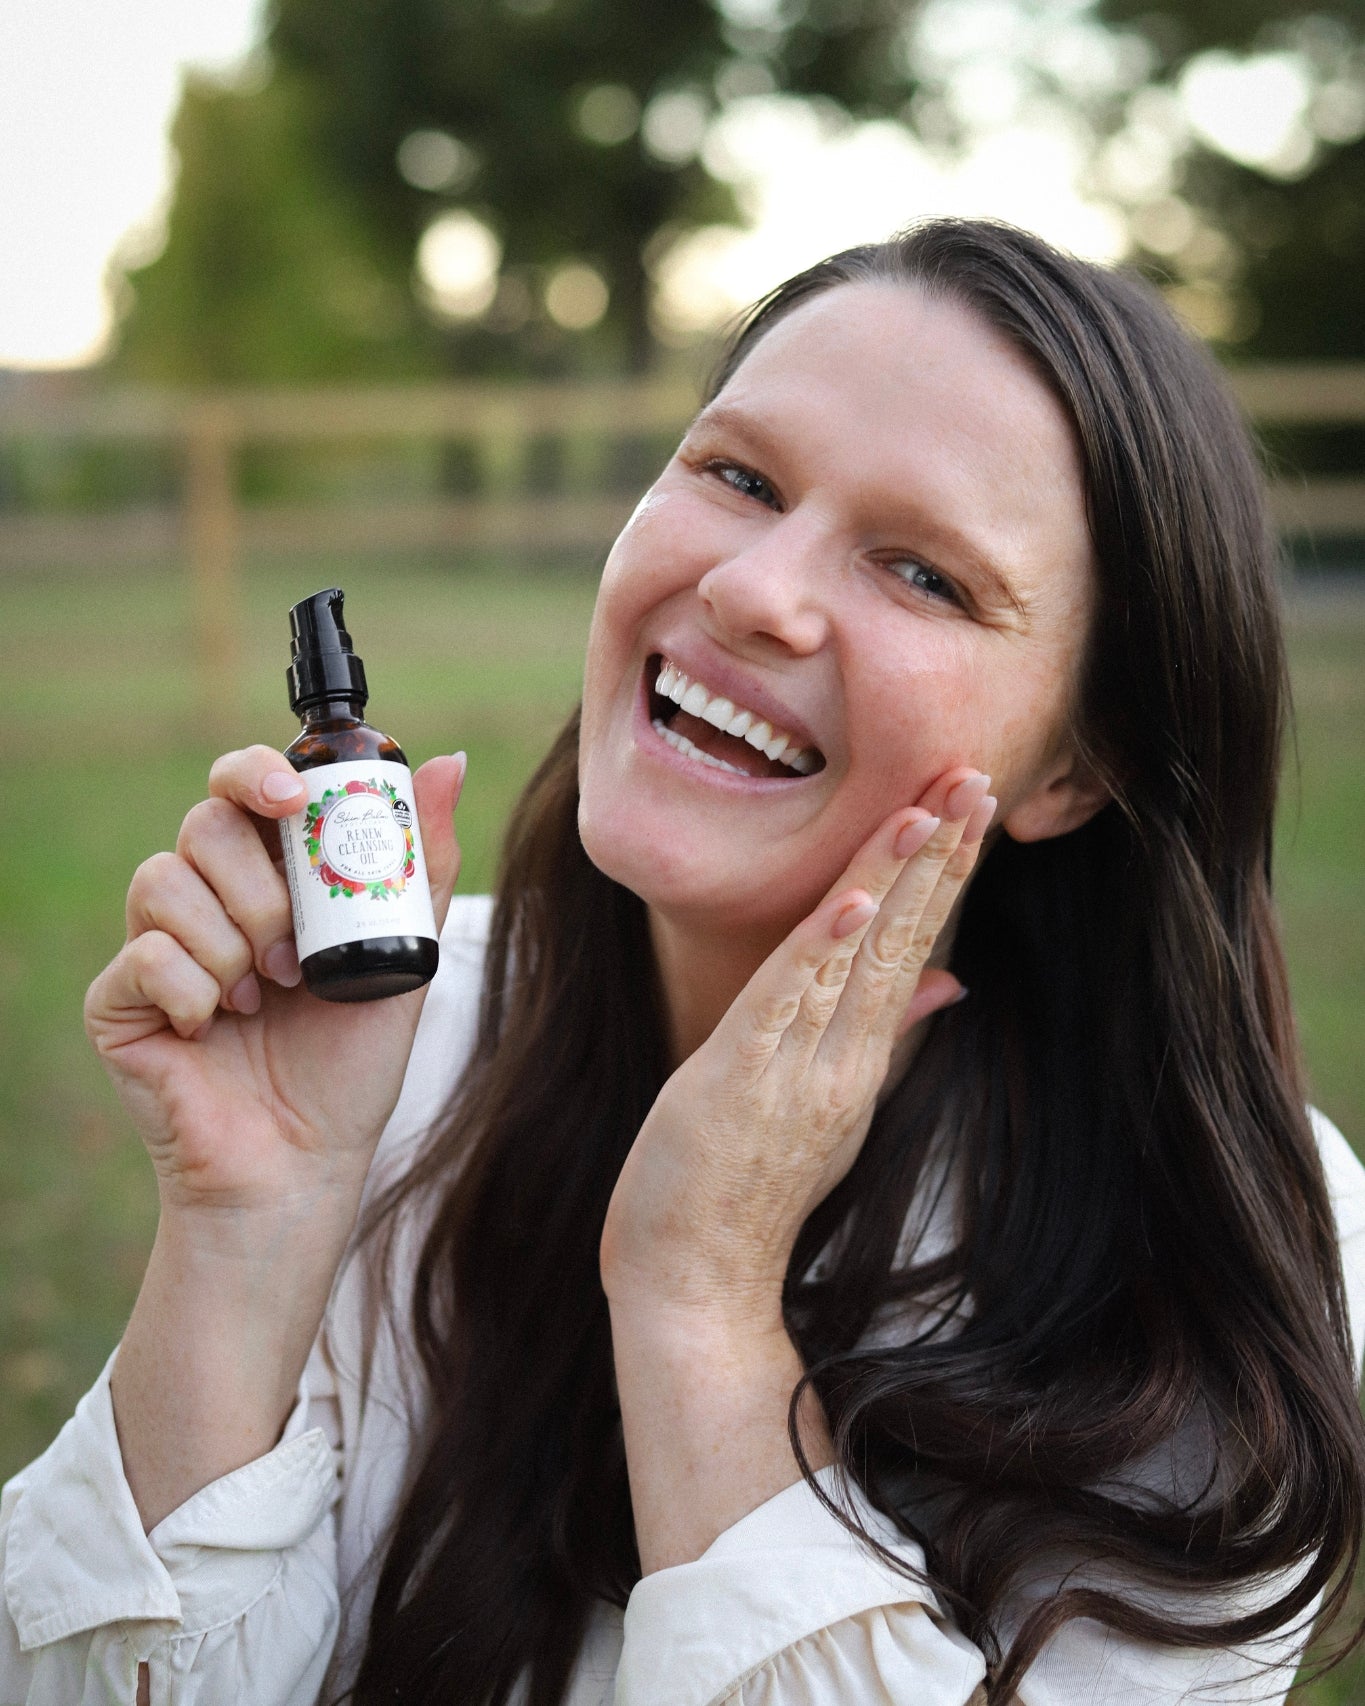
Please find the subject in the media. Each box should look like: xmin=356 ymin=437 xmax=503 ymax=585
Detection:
xmin=2 ymin=366 xmax=1362 ymax=728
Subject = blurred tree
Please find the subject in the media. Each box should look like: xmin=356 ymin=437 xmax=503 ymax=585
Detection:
xmin=115 ymin=0 xmax=1365 ymax=386
xmin=261 ymin=0 xmax=919 ymax=373
xmin=111 ymin=68 xmax=438 ymax=383
xmin=1091 ymin=0 xmax=1365 ymax=362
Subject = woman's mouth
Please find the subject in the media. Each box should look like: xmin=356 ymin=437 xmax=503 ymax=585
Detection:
xmin=646 ymin=656 xmax=825 ymax=781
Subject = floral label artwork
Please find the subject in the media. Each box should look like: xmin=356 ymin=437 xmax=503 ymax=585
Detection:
xmin=280 ymin=759 xmax=438 ymax=955
xmin=305 ymin=778 xmax=415 ymax=898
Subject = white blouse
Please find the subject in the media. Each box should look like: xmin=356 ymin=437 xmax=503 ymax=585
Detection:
xmin=3 ymin=893 xmax=1364 ymax=1706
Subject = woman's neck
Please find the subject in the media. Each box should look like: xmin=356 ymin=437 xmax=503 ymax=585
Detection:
xmin=647 ymin=908 xmax=781 ymax=1065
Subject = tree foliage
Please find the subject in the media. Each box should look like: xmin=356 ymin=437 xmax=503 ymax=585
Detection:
xmin=112 ymin=69 xmax=437 ymax=384
xmin=262 ymin=0 xmax=921 ymax=370
xmin=1091 ymin=0 xmax=1365 ymax=360
xmin=111 ymin=0 xmax=1365 ymax=384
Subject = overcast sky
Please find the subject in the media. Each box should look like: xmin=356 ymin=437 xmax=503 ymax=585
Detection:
xmin=0 ymin=0 xmax=264 ymax=367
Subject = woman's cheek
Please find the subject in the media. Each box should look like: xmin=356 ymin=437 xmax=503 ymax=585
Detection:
xmin=851 ymin=663 xmax=973 ymax=799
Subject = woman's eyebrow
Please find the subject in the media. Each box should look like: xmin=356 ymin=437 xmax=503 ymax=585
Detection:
xmin=682 ymin=400 xmax=778 ymax=453
xmin=685 ymin=401 xmax=1029 ymax=618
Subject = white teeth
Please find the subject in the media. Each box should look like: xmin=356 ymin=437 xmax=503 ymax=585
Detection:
xmin=652 ymin=658 xmax=821 ymax=777
xmin=652 ymin=717 xmax=749 ymax=775
xmin=743 ymin=719 xmax=773 ymax=752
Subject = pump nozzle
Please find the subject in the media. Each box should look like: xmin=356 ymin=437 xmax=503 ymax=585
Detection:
xmin=287 ymin=587 xmax=369 ymax=713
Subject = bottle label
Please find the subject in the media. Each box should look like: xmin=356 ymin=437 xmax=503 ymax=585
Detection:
xmin=280 ymin=759 xmax=438 ymax=958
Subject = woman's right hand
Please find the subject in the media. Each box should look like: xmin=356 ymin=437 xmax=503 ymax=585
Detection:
xmin=84 ymin=744 xmax=465 ymax=1227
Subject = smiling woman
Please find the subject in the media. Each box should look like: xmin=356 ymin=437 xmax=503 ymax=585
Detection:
xmin=578 ymin=281 xmax=1103 ymax=1000
xmin=3 ymin=220 xmax=1364 ymax=1706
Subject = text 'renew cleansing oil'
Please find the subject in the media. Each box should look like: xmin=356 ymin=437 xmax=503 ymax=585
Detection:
xmin=279 ymin=588 xmax=440 ymax=1002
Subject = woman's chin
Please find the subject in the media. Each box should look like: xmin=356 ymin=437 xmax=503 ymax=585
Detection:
xmin=578 ymin=817 xmax=815 ymax=947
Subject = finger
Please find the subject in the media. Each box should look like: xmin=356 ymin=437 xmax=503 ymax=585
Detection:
xmin=959 ymin=789 xmax=998 ymax=852
xmin=818 ymin=806 xmax=940 ymax=912
xmin=176 ymin=798 xmax=299 ymax=988
xmin=808 ymin=764 xmax=990 ymax=922
xmin=898 ymin=789 xmax=998 ymax=961
xmin=938 ymin=769 xmax=992 ymax=825
xmin=875 ymin=791 xmax=997 ymax=1034
xmin=897 ymin=968 xmax=967 ymax=1036
xmin=709 ymin=886 xmax=878 ymax=1076
xmin=880 ymin=794 xmax=996 ymax=1022
xmin=822 ymin=792 xmax=990 ymax=1060
xmin=208 ymin=744 xmax=308 ymax=820
xmin=85 ymin=930 xmax=223 ymax=1052
xmin=777 ymin=807 xmax=949 ymax=1062
xmin=412 ymin=753 xmax=466 ymax=932
xmin=125 ymin=851 xmax=260 ymax=1013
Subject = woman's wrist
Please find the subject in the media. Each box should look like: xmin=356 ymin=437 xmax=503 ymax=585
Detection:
xmin=153 ymin=1158 xmax=371 ymax=1263
xmin=111 ymin=1201 xmax=354 ymax=1533
xmin=609 ymin=1292 xmax=832 ymax=1575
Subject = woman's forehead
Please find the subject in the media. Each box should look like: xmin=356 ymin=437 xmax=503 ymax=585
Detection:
xmin=717 ymin=280 xmax=1063 ymax=436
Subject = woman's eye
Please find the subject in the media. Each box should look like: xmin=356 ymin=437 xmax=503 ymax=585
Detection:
xmin=888 ymin=558 xmax=960 ymax=606
xmin=709 ymin=461 xmax=779 ymax=508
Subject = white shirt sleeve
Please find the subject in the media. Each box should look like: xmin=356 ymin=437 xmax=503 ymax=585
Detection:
xmin=0 ymin=1340 xmax=340 ymax=1705
xmin=615 ymin=1468 xmax=987 ymax=1706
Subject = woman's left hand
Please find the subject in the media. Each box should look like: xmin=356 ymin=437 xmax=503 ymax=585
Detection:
xmin=600 ymin=768 xmax=997 ymax=1329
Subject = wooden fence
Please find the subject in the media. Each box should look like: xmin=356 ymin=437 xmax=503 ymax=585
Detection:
xmin=0 ymin=367 xmax=1362 ymax=723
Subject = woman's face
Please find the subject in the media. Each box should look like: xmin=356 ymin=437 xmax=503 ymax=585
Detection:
xmin=578 ymin=281 xmax=1099 ymax=951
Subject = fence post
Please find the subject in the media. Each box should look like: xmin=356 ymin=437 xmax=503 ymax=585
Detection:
xmin=183 ymin=401 xmax=240 ymax=741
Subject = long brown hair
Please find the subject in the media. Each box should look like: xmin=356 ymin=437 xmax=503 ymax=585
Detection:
xmin=342 ymin=220 xmax=1365 ymax=1703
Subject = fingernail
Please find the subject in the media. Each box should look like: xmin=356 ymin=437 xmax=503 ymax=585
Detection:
xmin=894 ymin=814 xmax=940 ymax=860
xmin=452 ymin=751 xmax=468 ymax=798
xmin=952 ymin=984 xmax=971 ymax=1005
xmin=944 ymin=772 xmax=991 ymax=820
xmin=962 ymin=795 xmax=997 ymax=845
xmin=263 ymin=940 xmax=301 ymax=987
xmin=262 ymin=771 xmax=304 ymax=803
xmin=832 ymin=896 xmax=878 ymax=940
xmin=228 ymin=973 xmax=261 ymax=1015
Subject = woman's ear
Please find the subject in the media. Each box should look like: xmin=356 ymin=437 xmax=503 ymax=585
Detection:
xmin=1000 ymin=748 xmax=1111 ymax=844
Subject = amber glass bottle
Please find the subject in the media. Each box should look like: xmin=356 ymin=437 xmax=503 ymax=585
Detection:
xmin=279 ymin=589 xmax=439 ymax=1002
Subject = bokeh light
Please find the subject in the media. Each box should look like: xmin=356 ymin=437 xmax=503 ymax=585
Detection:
xmin=574 ymin=84 xmax=641 ymax=148
xmin=397 ymin=130 xmax=481 ymax=195
xmin=416 ymin=210 xmax=502 ymax=321
xmin=543 ymin=261 xmax=610 ymax=331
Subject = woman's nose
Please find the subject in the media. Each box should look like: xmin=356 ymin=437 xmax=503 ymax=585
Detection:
xmin=696 ymin=511 xmax=831 ymax=655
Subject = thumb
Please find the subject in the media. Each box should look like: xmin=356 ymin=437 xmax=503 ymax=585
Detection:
xmin=413 ymin=752 xmax=466 ymax=931
xmin=897 ymin=968 xmax=966 ymax=1037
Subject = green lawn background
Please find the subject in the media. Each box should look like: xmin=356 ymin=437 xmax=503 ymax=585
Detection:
xmin=0 ymin=558 xmax=1360 ymax=1696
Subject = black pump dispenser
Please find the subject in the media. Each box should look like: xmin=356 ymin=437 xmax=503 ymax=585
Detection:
xmin=287 ymin=588 xmax=369 ymax=714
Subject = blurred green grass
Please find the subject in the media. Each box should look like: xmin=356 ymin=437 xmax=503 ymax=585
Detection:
xmin=0 ymin=558 xmax=1360 ymax=1696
